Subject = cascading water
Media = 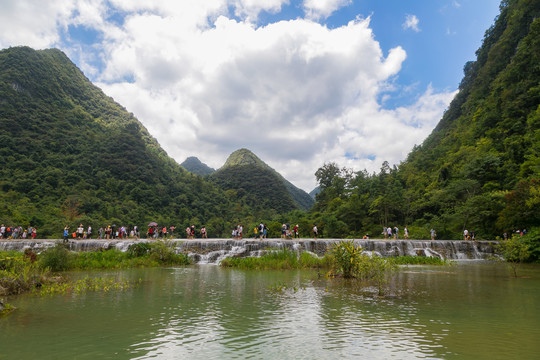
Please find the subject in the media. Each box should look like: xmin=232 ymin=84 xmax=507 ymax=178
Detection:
xmin=0 ymin=238 xmax=499 ymax=263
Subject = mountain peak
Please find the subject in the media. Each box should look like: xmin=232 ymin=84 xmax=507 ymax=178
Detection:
xmin=181 ymin=156 xmax=215 ymax=176
xmin=222 ymin=148 xmax=268 ymax=169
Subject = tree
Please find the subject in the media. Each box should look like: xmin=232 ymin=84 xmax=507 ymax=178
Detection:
xmin=497 ymin=235 xmax=531 ymax=277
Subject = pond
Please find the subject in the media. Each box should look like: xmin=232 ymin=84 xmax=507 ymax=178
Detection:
xmin=1 ymin=262 xmax=539 ymax=359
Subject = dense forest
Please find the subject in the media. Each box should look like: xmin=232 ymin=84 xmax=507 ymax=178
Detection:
xmin=297 ymin=0 xmax=539 ymax=250
xmin=208 ymin=149 xmax=314 ymax=213
xmin=0 ymin=47 xmax=266 ymax=237
xmin=0 ymin=0 xmax=538 ymax=254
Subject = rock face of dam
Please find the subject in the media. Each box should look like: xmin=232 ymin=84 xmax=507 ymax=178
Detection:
xmin=0 ymin=238 xmax=499 ymax=263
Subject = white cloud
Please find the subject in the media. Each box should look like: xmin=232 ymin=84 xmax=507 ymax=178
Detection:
xmin=303 ymin=0 xmax=351 ymax=20
xmin=0 ymin=0 xmax=455 ymax=192
xmin=403 ymin=14 xmax=420 ymax=32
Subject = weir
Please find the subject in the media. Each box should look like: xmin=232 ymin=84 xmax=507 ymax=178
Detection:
xmin=0 ymin=238 xmax=499 ymax=263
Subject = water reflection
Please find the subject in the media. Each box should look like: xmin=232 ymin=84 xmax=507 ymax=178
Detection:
xmin=1 ymin=263 xmax=539 ymax=359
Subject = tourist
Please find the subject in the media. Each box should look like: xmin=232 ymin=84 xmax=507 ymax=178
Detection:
xmin=404 ymin=226 xmax=409 ymax=240
xmin=134 ymin=225 xmax=139 ymax=240
xmin=281 ymin=224 xmax=286 ymax=239
xmin=63 ymin=226 xmax=69 ymax=242
xmin=169 ymin=225 xmax=175 ymax=238
xmin=106 ymin=225 xmax=112 ymax=240
xmin=0 ymin=224 xmax=5 ymax=239
xmin=313 ymin=225 xmax=318 ymax=240
xmin=387 ymin=227 xmax=392 ymax=239
xmin=162 ymin=226 xmax=167 ymax=238
xmin=464 ymin=229 xmax=469 ymax=240
xmin=383 ymin=226 xmax=387 ymax=240
xmin=31 ymin=227 xmax=37 ymax=239
xmin=294 ymin=224 xmax=299 ymax=238
xmin=259 ymin=222 xmax=264 ymax=240
xmin=76 ymin=224 xmax=84 ymax=239
xmin=430 ymin=228 xmax=436 ymax=241
xmin=238 ymin=224 xmax=243 ymax=239
xmin=98 ymin=227 xmax=104 ymax=239
xmin=263 ymin=224 xmax=268 ymax=239
xmin=201 ymin=226 xmax=207 ymax=238
xmin=253 ymin=226 xmax=258 ymax=239
xmin=87 ymin=226 xmax=92 ymax=239
xmin=394 ymin=226 xmax=399 ymax=240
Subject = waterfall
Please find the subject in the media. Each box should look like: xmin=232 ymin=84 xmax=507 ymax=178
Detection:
xmin=0 ymin=239 xmax=499 ymax=263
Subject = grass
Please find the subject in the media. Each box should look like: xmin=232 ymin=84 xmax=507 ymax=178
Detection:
xmin=220 ymin=248 xmax=333 ymax=270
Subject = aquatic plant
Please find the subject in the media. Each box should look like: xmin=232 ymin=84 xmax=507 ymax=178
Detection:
xmin=36 ymin=277 xmax=141 ymax=296
xmin=329 ymin=240 xmax=397 ymax=295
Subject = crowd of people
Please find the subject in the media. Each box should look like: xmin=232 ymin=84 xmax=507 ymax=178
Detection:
xmin=0 ymin=225 xmax=37 ymax=239
xmin=382 ymin=226 xmax=409 ymax=240
xmin=1 ymin=222 xmax=525 ymax=241
xmin=63 ymin=224 xmax=141 ymax=241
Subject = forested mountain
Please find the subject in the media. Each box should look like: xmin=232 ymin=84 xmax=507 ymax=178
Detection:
xmin=0 ymin=47 xmax=243 ymax=237
xmin=181 ymin=156 xmax=215 ymax=176
xmin=312 ymin=0 xmax=539 ymax=242
xmin=210 ymin=148 xmax=314 ymax=213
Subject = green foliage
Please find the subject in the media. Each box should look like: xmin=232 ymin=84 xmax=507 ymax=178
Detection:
xmin=127 ymin=242 xmax=151 ymax=258
xmin=329 ymin=240 xmax=364 ymax=278
xmin=148 ymin=240 xmax=190 ymax=265
xmin=180 ymin=156 xmax=215 ymax=176
xmin=304 ymin=1 xmax=540 ymax=250
xmin=38 ymin=244 xmax=70 ymax=272
xmin=220 ymin=248 xmax=329 ymax=270
xmin=1 ymin=251 xmax=50 ymax=295
xmin=497 ymin=235 xmax=532 ymax=277
xmin=211 ymin=148 xmax=314 ymax=212
xmin=0 ymin=47 xmax=260 ymax=238
xmin=36 ymin=277 xmax=139 ymax=296
xmin=329 ymin=240 xmax=397 ymax=295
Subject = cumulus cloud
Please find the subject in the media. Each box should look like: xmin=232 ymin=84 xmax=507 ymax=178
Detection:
xmin=403 ymin=14 xmax=420 ymax=32
xmin=303 ymin=0 xmax=351 ymax=20
xmin=0 ymin=0 xmax=455 ymax=191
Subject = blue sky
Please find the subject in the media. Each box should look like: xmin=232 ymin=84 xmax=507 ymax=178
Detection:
xmin=0 ymin=0 xmax=501 ymax=191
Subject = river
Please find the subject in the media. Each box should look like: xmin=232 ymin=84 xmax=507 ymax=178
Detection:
xmin=1 ymin=262 xmax=538 ymax=359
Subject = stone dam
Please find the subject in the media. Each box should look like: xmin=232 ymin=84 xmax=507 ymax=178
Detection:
xmin=0 ymin=238 xmax=500 ymax=264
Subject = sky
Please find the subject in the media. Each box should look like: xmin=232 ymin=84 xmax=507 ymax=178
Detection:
xmin=0 ymin=0 xmax=501 ymax=192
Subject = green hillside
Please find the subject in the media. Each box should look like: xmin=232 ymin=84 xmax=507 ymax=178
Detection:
xmin=0 ymin=47 xmax=239 ymax=237
xmin=181 ymin=156 xmax=215 ymax=176
xmin=310 ymin=0 xmax=539 ymax=242
xmin=210 ymin=148 xmax=314 ymax=212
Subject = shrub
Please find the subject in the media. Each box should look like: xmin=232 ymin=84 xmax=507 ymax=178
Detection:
xmin=497 ymin=235 xmax=532 ymax=277
xmin=127 ymin=242 xmax=151 ymax=258
xmin=329 ymin=240 xmax=397 ymax=295
xmin=39 ymin=244 xmax=70 ymax=272
xmin=1 ymin=251 xmax=50 ymax=295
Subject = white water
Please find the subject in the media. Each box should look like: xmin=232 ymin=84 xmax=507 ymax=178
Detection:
xmin=0 ymin=238 xmax=499 ymax=262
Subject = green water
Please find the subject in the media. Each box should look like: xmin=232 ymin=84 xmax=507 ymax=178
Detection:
xmin=1 ymin=262 xmax=539 ymax=359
